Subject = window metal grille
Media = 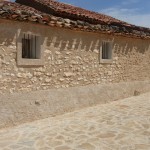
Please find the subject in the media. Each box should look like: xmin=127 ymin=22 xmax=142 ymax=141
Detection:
xmin=102 ymin=41 xmax=112 ymax=59
xmin=22 ymin=34 xmax=39 ymax=59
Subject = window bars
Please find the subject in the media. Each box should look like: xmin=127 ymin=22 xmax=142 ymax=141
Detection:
xmin=102 ymin=41 xmax=112 ymax=59
xmin=22 ymin=33 xmax=38 ymax=59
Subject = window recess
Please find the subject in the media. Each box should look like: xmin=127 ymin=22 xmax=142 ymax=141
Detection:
xmin=22 ymin=33 xmax=40 ymax=59
xmin=100 ymin=41 xmax=113 ymax=63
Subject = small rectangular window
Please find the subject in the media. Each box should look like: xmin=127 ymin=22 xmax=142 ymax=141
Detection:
xmin=100 ymin=41 xmax=113 ymax=63
xmin=22 ymin=34 xmax=40 ymax=59
xmin=17 ymin=32 xmax=44 ymax=66
xmin=102 ymin=41 xmax=112 ymax=59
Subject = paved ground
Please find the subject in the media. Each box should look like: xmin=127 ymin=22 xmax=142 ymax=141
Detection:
xmin=0 ymin=92 xmax=150 ymax=150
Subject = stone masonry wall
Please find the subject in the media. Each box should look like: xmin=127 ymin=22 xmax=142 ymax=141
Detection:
xmin=0 ymin=20 xmax=150 ymax=94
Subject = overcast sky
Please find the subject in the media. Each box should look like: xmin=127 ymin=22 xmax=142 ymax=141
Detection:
xmin=11 ymin=0 xmax=150 ymax=28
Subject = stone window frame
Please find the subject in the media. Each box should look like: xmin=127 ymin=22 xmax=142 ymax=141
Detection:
xmin=17 ymin=31 xmax=44 ymax=66
xmin=99 ymin=40 xmax=113 ymax=64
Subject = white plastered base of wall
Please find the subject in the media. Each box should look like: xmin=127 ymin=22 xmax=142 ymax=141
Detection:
xmin=0 ymin=80 xmax=150 ymax=129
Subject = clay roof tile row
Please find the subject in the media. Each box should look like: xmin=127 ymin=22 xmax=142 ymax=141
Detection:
xmin=0 ymin=0 xmax=150 ymax=39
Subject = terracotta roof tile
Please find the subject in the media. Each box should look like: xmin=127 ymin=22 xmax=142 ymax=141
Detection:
xmin=16 ymin=0 xmax=125 ymax=25
xmin=0 ymin=1 xmax=150 ymax=39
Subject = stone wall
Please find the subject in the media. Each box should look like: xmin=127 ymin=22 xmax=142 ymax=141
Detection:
xmin=0 ymin=19 xmax=150 ymax=94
